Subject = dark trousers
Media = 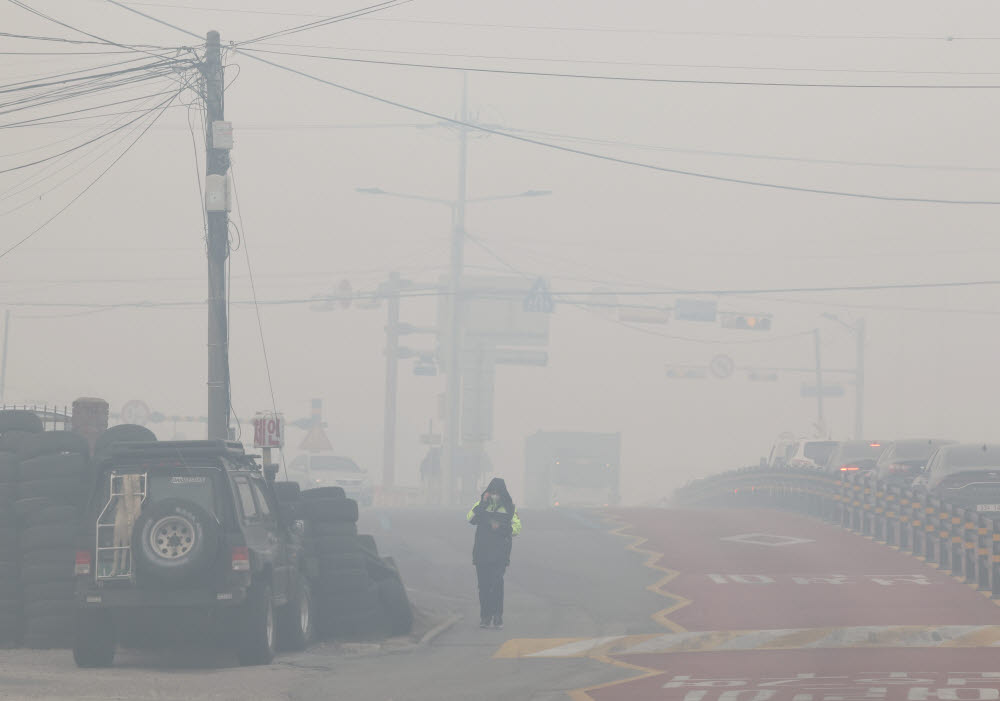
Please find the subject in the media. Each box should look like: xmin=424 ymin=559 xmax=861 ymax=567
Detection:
xmin=475 ymin=561 xmax=506 ymax=621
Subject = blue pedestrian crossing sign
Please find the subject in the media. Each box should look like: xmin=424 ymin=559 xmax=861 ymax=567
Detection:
xmin=523 ymin=277 xmax=555 ymax=313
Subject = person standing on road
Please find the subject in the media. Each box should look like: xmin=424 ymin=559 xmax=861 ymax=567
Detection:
xmin=467 ymin=477 xmax=521 ymax=629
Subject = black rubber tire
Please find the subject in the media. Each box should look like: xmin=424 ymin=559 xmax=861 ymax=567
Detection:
xmin=315 ymin=566 xmax=370 ymax=596
xmin=0 ymin=431 xmax=36 ymax=454
xmin=14 ymin=496 xmax=53 ymax=519
xmin=356 ymin=534 xmax=378 ymax=558
xmin=235 ymin=582 xmax=276 ymax=666
xmin=277 ymin=576 xmax=314 ymax=652
xmin=132 ymin=498 xmax=220 ymax=585
xmin=22 ymin=580 xmax=75 ymax=604
xmin=366 ymin=555 xmax=402 ymax=583
xmin=310 ymin=521 xmax=357 ymax=537
xmin=318 ymin=587 xmax=390 ymax=640
xmin=22 ymin=547 xmax=76 ymax=565
xmin=273 ymin=482 xmax=301 ymax=502
xmin=0 ymin=528 xmax=16 ymax=555
xmin=18 ymin=453 xmax=88 ymax=481
xmin=317 ymin=552 xmax=365 ymax=574
xmin=73 ymin=609 xmax=116 ymax=667
xmin=302 ymin=486 xmax=346 ymax=500
xmin=17 ymin=477 xmax=84 ymax=504
xmin=0 ymin=613 xmax=20 ymax=644
xmin=303 ymin=497 xmax=358 ymax=523
xmin=0 ymin=411 xmax=43 ymax=435
xmin=23 ymin=504 xmax=79 ymax=529
xmin=313 ymin=535 xmax=363 ymax=558
xmin=20 ymin=522 xmax=75 ymax=551
xmin=23 ymin=614 xmax=74 ymax=649
xmin=25 ymin=599 xmax=75 ymax=620
xmin=93 ymin=424 xmax=157 ymax=457
xmin=376 ymin=576 xmax=413 ymax=636
xmin=21 ymin=562 xmax=73 ymax=585
xmin=0 ymin=483 xmax=16 ymax=504
xmin=18 ymin=431 xmax=90 ymax=460
xmin=0 ymin=453 xmax=18 ymax=482
xmin=0 ymin=578 xmax=19 ymax=600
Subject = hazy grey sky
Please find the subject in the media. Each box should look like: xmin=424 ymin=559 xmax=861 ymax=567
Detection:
xmin=3 ymin=1 xmax=1000 ymax=502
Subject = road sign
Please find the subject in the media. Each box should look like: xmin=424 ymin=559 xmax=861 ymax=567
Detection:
xmin=721 ymin=313 xmax=773 ymax=330
xmin=120 ymin=400 xmax=151 ymax=426
xmin=494 ymin=349 xmax=548 ymax=366
xmin=666 ymin=366 xmax=708 ymax=379
xmin=709 ymin=354 xmax=735 ymax=379
xmin=253 ymin=413 xmax=284 ymax=449
xmin=800 ymin=384 xmax=845 ymax=398
xmin=675 ymin=298 xmax=717 ymax=322
xmin=523 ymin=277 xmax=555 ymax=314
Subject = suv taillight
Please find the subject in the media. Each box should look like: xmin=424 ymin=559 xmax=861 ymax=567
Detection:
xmin=840 ymin=464 xmax=860 ymax=472
xmin=75 ymin=550 xmax=91 ymax=576
xmin=231 ymin=546 xmax=250 ymax=572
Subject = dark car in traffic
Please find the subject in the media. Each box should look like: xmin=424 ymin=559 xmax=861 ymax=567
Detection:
xmin=824 ymin=440 xmax=886 ymax=475
xmin=916 ymin=443 xmax=1000 ymax=515
xmin=874 ymin=439 xmax=957 ymax=487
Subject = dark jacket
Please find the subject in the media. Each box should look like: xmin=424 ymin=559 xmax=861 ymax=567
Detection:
xmin=468 ymin=478 xmax=521 ymax=565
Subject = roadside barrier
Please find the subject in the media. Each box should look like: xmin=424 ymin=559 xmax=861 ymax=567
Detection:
xmin=674 ymin=467 xmax=1000 ymax=599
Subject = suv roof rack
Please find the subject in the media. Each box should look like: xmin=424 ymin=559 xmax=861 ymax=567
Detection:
xmin=109 ymin=440 xmax=248 ymax=459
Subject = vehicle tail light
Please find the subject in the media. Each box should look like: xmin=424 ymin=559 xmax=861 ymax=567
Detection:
xmin=74 ymin=550 xmax=91 ymax=576
xmin=840 ymin=464 xmax=860 ymax=472
xmin=231 ymin=546 xmax=250 ymax=572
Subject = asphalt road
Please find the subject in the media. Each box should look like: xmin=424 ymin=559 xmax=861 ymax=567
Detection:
xmin=6 ymin=505 xmax=1000 ymax=700
xmin=0 ymin=507 xmax=666 ymax=701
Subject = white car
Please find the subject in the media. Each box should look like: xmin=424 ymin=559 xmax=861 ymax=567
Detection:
xmin=786 ymin=440 xmax=838 ymax=470
xmin=288 ymin=454 xmax=373 ymax=506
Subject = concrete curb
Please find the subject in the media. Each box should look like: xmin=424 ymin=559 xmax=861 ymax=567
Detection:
xmin=418 ymin=612 xmax=462 ymax=648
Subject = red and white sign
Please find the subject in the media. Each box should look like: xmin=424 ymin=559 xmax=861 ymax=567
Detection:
xmin=253 ymin=413 xmax=284 ymax=449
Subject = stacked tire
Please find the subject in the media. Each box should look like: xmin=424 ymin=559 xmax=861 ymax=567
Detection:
xmin=302 ymin=487 xmax=413 ymax=640
xmin=0 ymin=411 xmax=46 ymax=647
xmin=15 ymin=431 xmax=90 ymax=648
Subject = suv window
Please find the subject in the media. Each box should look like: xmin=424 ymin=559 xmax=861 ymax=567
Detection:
xmin=151 ymin=469 xmax=217 ymax=515
xmin=249 ymin=478 xmax=273 ymax=519
xmin=234 ymin=477 xmax=258 ymax=520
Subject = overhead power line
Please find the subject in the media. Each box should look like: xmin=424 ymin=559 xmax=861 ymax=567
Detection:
xmin=234 ymin=0 xmax=414 ymax=47
xmin=240 ymin=47 xmax=1000 ymax=89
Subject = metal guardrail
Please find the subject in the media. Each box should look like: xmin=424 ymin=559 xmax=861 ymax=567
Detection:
xmin=674 ymin=467 xmax=1000 ymax=600
xmin=0 ymin=403 xmax=70 ymax=431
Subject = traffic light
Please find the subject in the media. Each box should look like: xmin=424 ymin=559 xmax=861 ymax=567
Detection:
xmin=721 ymin=314 xmax=772 ymax=331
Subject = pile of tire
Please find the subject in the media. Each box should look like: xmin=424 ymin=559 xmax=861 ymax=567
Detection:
xmin=15 ymin=430 xmax=92 ymax=648
xmin=297 ymin=485 xmax=413 ymax=640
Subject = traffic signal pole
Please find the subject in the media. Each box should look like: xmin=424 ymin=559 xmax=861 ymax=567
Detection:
xmin=854 ymin=318 xmax=866 ymax=440
xmin=382 ymin=272 xmax=401 ymax=490
xmin=203 ymin=31 xmax=231 ymax=441
xmin=813 ymin=329 xmax=825 ymax=436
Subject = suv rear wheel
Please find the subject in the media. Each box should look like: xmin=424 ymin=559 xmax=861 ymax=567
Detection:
xmin=278 ymin=577 xmax=314 ymax=651
xmin=236 ymin=582 xmax=276 ymax=665
xmin=73 ymin=610 xmax=115 ymax=667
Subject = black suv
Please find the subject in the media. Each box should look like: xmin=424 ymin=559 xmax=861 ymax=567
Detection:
xmin=72 ymin=441 xmax=314 ymax=667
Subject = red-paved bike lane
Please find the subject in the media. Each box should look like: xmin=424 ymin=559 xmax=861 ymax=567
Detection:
xmin=581 ymin=508 xmax=1000 ymax=701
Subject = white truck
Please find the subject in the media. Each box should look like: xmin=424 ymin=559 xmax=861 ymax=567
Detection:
xmin=524 ymin=431 xmax=621 ymax=508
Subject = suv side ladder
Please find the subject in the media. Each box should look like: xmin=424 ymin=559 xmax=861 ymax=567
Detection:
xmin=95 ymin=471 xmax=148 ymax=580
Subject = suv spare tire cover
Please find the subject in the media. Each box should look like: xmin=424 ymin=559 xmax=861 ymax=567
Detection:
xmin=132 ymin=498 xmax=220 ymax=584
xmin=0 ymin=410 xmax=44 ymax=434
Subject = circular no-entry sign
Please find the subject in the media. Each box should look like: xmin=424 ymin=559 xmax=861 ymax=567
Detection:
xmin=709 ymin=354 xmax=735 ymax=380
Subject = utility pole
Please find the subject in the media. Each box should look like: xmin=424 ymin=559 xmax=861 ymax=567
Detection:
xmin=854 ymin=318 xmax=866 ymax=439
xmin=441 ymin=72 xmax=469 ymax=506
xmin=382 ymin=272 xmax=401 ymax=490
xmin=0 ymin=310 xmax=10 ymax=405
xmin=203 ymin=30 xmax=231 ymax=441
xmin=813 ymin=328 xmax=825 ymax=437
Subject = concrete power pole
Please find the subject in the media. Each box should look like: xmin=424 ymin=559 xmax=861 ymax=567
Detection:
xmin=854 ymin=317 xmax=866 ymax=439
xmin=441 ymin=73 xmax=469 ymax=506
xmin=813 ymin=328 xmax=825 ymax=437
xmin=203 ymin=31 xmax=231 ymax=441
xmin=382 ymin=272 xmax=401 ymax=490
